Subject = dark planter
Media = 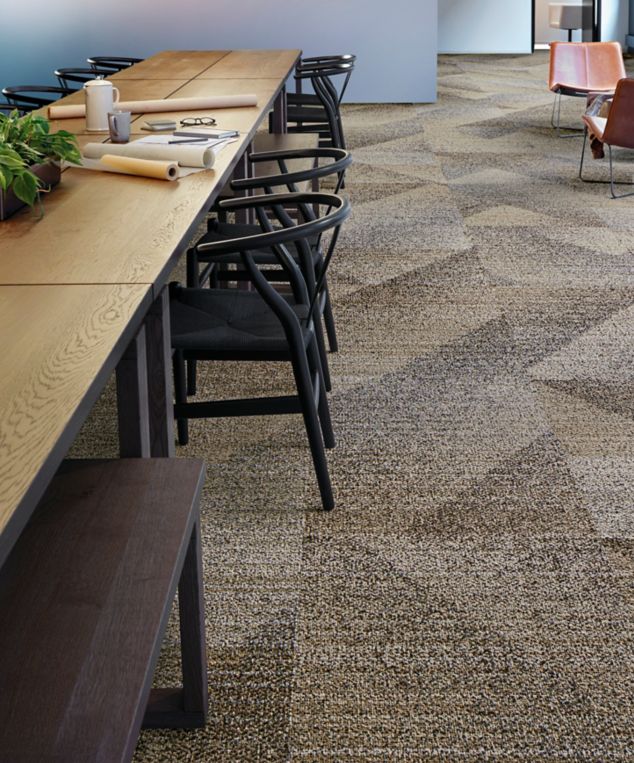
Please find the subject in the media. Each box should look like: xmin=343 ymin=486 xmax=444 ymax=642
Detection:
xmin=0 ymin=161 xmax=61 ymax=221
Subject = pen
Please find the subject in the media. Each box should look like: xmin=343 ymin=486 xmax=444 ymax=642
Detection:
xmin=168 ymin=138 xmax=210 ymax=144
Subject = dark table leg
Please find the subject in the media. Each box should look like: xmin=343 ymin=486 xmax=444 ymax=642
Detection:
xmin=232 ymin=145 xmax=256 ymax=231
xmin=271 ymin=85 xmax=287 ymax=134
xmin=145 ymin=288 xmax=175 ymax=457
xmin=116 ymin=325 xmax=151 ymax=458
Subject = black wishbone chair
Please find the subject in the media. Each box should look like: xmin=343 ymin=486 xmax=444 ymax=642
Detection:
xmin=269 ymin=58 xmax=355 ymax=149
xmin=2 ymin=86 xmax=72 ymax=112
xmin=87 ymin=56 xmax=144 ymax=72
xmin=287 ymin=60 xmax=355 ymax=150
xmin=186 ymin=147 xmax=352 ymax=396
xmin=291 ymin=54 xmax=356 ymax=110
xmin=170 ymin=191 xmax=351 ymax=512
xmin=55 ymin=67 xmax=113 ymax=90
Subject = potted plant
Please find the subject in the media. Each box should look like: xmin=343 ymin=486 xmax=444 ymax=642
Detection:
xmin=0 ymin=110 xmax=81 ymax=220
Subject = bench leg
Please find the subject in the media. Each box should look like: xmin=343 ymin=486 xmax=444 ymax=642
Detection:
xmin=143 ymin=519 xmax=208 ymax=729
xmin=178 ymin=518 xmax=208 ymax=717
xmin=116 ymin=325 xmax=151 ymax=458
xmin=144 ymin=288 xmax=175 ymax=457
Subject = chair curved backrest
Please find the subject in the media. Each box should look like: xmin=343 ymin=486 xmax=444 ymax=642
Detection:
xmin=87 ymin=56 xmax=143 ymax=72
xmin=2 ymin=86 xmax=71 ymax=111
xmin=195 ymin=192 xmax=350 ymax=329
xmin=602 ymin=78 xmax=634 ymax=149
xmin=0 ymin=103 xmax=22 ymax=115
xmin=55 ymin=67 xmax=113 ymax=90
xmin=549 ymin=41 xmax=626 ymax=93
xmin=296 ymin=58 xmax=356 ymax=106
xmin=294 ymin=64 xmax=353 ymax=149
xmin=301 ymin=54 xmax=356 ymax=68
xmin=232 ymin=147 xmax=352 ymax=197
xmin=233 ymin=148 xmax=352 ymax=289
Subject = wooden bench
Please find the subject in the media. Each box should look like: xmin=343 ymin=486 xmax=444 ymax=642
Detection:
xmin=0 ymin=458 xmax=207 ymax=762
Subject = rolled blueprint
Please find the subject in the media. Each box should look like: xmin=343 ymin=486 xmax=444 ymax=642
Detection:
xmin=83 ymin=140 xmax=214 ymax=169
xmin=49 ymin=94 xmax=258 ymax=120
xmin=82 ymin=154 xmax=179 ymax=180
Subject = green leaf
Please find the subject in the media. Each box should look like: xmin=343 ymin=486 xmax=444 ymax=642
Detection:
xmin=0 ymin=150 xmax=26 ymax=170
xmin=11 ymin=171 xmax=39 ymax=206
xmin=0 ymin=166 xmax=12 ymax=191
xmin=0 ymin=111 xmax=82 ymax=202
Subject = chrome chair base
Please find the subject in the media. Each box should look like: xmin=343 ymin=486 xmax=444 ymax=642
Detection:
xmin=578 ymin=129 xmax=634 ymax=199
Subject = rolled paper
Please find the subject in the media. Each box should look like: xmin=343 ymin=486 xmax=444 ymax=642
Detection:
xmin=48 ymin=94 xmax=258 ymax=120
xmin=97 ymin=154 xmax=178 ymax=180
xmin=83 ymin=141 xmax=214 ymax=169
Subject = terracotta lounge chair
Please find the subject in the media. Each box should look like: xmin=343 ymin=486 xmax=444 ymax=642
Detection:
xmin=579 ymin=77 xmax=634 ymax=198
xmin=549 ymin=41 xmax=626 ymax=137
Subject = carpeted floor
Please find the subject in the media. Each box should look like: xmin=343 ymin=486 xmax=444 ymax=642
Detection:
xmin=72 ymin=52 xmax=634 ymax=760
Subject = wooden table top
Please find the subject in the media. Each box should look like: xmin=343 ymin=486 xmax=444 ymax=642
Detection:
xmin=0 ymin=49 xmax=300 ymax=566
xmin=0 ymin=51 xmax=299 ymax=291
xmin=0 ymin=283 xmax=151 ymax=566
xmin=196 ymin=50 xmax=302 ymax=80
xmin=110 ymin=49 xmax=299 ymax=81
xmin=111 ymin=50 xmax=230 ymax=80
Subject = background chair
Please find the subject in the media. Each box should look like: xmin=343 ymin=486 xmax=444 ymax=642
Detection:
xmin=270 ymin=55 xmax=355 ymax=149
xmin=55 ymin=67 xmax=113 ymax=90
xmin=87 ymin=56 xmax=144 ymax=72
xmin=186 ymin=147 xmax=352 ymax=395
xmin=1 ymin=86 xmax=71 ymax=112
xmin=549 ymin=41 xmax=625 ymax=137
xmin=289 ymin=54 xmax=356 ymax=112
xmin=579 ymin=77 xmax=634 ymax=198
xmin=171 ymin=191 xmax=351 ymax=511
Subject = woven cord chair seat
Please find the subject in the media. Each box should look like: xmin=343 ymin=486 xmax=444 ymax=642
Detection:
xmin=171 ymin=288 xmax=310 ymax=354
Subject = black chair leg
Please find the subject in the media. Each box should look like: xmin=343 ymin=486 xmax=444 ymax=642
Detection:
xmin=290 ymin=347 xmax=334 ymax=510
xmin=173 ymin=350 xmax=189 ymax=446
xmin=322 ymin=282 xmax=338 ymax=353
xmin=186 ymin=363 xmax=197 ymax=398
xmin=312 ymin=311 xmax=332 ymax=392
xmin=307 ymin=336 xmax=336 ymax=449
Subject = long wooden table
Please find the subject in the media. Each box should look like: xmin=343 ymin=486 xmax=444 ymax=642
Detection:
xmin=0 ymin=49 xmax=300 ymax=567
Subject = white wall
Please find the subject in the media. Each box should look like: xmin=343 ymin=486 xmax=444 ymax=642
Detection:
xmin=601 ymin=0 xmax=629 ymax=43
xmin=0 ymin=0 xmax=437 ymax=103
xmin=438 ymin=0 xmax=532 ymax=53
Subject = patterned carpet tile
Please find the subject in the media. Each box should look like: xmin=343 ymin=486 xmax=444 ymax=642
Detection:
xmin=63 ymin=50 xmax=634 ymax=761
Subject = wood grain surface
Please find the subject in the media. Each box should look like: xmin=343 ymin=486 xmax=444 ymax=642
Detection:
xmin=0 ymin=54 xmax=298 ymax=288
xmin=0 ymin=458 xmax=205 ymax=761
xmin=0 ymin=285 xmax=150 ymax=549
xmin=199 ymin=49 xmax=300 ymax=79
xmin=111 ymin=50 xmax=230 ymax=80
xmin=0 ymin=144 xmax=246 ymax=287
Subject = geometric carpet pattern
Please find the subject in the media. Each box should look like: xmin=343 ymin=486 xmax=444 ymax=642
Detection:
xmin=72 ymin=52 xmax=634 ymax=760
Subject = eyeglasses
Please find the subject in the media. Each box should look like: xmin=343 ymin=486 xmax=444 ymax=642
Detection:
xmin=180 ymin=117 xmax=217 ymax=126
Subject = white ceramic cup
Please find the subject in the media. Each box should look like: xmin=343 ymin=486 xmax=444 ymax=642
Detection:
xmin=85 ymin=80 xmax=121 ymax=132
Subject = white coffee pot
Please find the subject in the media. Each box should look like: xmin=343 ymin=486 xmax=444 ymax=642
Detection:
xmin=84 ymin=79 xmax=120 ymax=132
